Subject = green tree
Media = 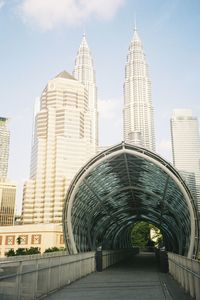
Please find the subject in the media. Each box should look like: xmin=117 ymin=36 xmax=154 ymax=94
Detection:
xmin=131 ymin=221 xmax=163 ymax=248
xmin=131 ymin=221 xmax=150 ymax=247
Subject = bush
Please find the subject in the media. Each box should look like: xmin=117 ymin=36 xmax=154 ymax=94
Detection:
xmin=5 ymin=247 xmax=41 ymax=257
xmin=15 ymin=248 xmax=27 ymax=256
xmin=26 ymin=247 xmax=40 ymax=255
xmin=44 ymin=247 xmax=65 ymax=253
xmin=6 ymin=249 xmax=15 ymax=257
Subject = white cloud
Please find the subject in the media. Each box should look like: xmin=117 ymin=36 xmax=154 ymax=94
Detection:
xmin=79 ymin=0 xmax=125 ymax=20
xmin=18 ymin=0 xmax=125 ymax=30
xmin=0 ymin=0 xmax=5 ymax=9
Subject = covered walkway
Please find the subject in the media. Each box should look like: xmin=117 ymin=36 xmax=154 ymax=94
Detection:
xmin=44 ymin=252 xmax=192 ymax=300
xmin=63 ymin=142 xmax=199 ymax=258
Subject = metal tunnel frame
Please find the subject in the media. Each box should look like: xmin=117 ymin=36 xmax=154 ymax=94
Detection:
xmin=63 ymin=142 xmax=199 ymax=258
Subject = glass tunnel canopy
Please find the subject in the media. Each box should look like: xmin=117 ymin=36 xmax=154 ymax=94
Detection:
xmin=63 ymin=142 xmax=199 ymax=258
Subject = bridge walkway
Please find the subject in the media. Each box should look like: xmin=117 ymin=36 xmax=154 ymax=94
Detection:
xmin=44 ymin=252 xmax=192 ymax=300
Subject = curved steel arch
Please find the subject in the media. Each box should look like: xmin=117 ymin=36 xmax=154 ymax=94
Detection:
xmin=63 ymin=142 xmax=199 ymax=258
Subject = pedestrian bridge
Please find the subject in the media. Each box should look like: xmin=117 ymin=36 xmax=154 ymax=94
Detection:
xmin=1 ymin=142 xmax=200 ymax=299
xmin=0 ymin=249 xmax=199 ymax=299
xmin=63 ymin=142 xmax=199 ymax=258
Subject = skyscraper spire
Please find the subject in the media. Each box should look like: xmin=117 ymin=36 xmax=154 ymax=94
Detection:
xmin=134 ymin=13 xmax=137 ymax=31
xmin=73 ymin=33 xmax=95 ymax=84
xmin=73 ymin=34 xmax=98 ymax=154
xmin=123 ymin=28 xmax=155 ymax=151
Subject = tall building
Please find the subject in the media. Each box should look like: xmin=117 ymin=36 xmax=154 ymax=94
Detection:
xmin=171 ymin=109 xmax=200 ymax=210
xmin=73 ymin=34 xmax=98 ymax=155
xmin=123 ymin=28 xmax=155 ymax=151
xmin=0 ymin=179 xmax=16 ymax=226
xmin=22 ymin=71 xmax=94 ymax=224
xmin=179 ymin=170 xmax=197 ymax=203
xmin=0 ymin=117 xmax=10 ymax=178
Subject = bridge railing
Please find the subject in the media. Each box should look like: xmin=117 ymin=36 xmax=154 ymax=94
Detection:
xmin=168 ymin=252 xmax=200 ymax=299
xmin=0 ymin=251 xmax=95 ymax=300
xmin=0 ymin=248 xmax=137 ymax=299
xmin=102 ymin=248 xmax=139 ymax=270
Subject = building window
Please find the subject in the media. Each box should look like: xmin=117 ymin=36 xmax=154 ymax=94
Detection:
xmin=0 ymin=236 xmax=2 ymax=245
xmin=31 ymin=234 xmax=41 ymax=245
xmin=60 ymin=234 xmax=64 ymax=244
xmin=6 ymin=236 xmax=15 ymax=245
xmin=17 ymin=235 xmax=28 ymax=245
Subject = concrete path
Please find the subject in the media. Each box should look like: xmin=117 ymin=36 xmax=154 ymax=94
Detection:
xmin=44 ymin=252 xmax=192 ymax=300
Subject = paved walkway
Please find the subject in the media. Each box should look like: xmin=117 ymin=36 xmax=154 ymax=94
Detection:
xmin=44 ymin=252 xmax=192 ymax=300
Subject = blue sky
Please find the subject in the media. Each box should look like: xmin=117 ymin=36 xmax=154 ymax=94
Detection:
xmin=1 ymin=0 xmax=200 ymax=212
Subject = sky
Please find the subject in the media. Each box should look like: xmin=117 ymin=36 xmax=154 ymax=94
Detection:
xmin=1 ymin=0 xmax=200 ymax=212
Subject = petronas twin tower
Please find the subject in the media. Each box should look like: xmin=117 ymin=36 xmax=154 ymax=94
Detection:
xmin=73 ymin=33 xmax=98 ymax=154
xmin=22 ymin=28 xmax=155 ymax=224
xmin=124 ymin=28 xmax=155 ymax=151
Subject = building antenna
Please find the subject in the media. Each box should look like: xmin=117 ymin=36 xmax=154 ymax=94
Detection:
xmin=83 ymin=23 xmax=86 ymax=38
xmin=134 ymin=13 xmax=137 ymax=31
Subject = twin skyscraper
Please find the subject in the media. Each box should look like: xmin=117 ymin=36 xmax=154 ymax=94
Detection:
xmin=22 ymin=28 xmax=156 ymax=224
xmin=124 ymin=27 xmax=155 ymax=151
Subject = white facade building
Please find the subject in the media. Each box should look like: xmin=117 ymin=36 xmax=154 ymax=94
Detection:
xmin=0 ymin=223 xmax=64 ymax=257
xmin=73 ymin=34 xmax=98 ymax=155
xmin=22 ymin=71 xmax=94 ymax=224
xmin=123 ymin=28 xmax=155 ymax=151
xmin=0 ymin=117 xmax=10 ymax=178
xmin=171 ymin=109 xmax=200 ymax=210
